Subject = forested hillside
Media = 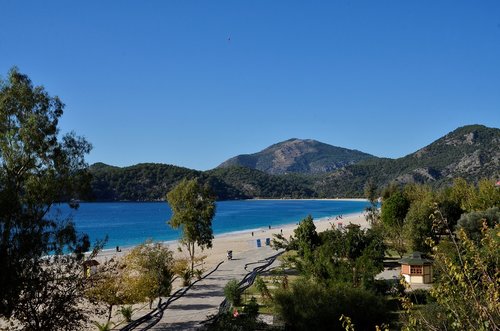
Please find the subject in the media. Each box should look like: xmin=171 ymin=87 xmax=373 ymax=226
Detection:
xmin=90 ymin=125 xmax=500 ymax=201
xmin=315 ymin=125 xmax=500 ymax=196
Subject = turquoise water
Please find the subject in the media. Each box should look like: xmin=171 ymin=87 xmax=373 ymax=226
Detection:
xmin=50 ymin=200 xmax=369 ymax=249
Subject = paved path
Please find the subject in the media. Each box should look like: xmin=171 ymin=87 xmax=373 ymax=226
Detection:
xmin=150 ymin=246 xmax=279 ymax=330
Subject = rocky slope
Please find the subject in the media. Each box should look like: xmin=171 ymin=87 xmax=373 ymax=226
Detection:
xmin=217 ymin=138 xmax=375 ymax=174
xmin=315 ymin=125 xmax=500 ymax=197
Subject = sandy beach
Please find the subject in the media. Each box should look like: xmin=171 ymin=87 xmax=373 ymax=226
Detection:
xmin=95 ymin=211 xmax=369 ymax=269
xmin=83 ymin=210 xmax=370 ymax=328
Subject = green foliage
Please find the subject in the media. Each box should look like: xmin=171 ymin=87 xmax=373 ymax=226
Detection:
xmin=205 ymin=311 xmax=267 ymax=331
xmin=206 ymin=166 xmax=317 ymax=199
xmin=86 ymin=260 xmax=132 ymax=323
xmin=93 ymin=321 xmax=112 ymax=331
xmin=449 ymin=178 xmax=500 ymax=213
xmin=91 ymin=163 xmax=317 ymax=201
xmin=224 ymin=279 xmax=242 ymax=307
xmin=273 ymin=280 xmax=390 ymax=331
xmin=173 ymin=258 xmax=192 ymax=286
xmin=311 ymin=225 xmax=386 ymax=287
xmin=167 ymin=179 xmax=215 ymax=274
xmin=90 ymin=162 xmax=205 ymax=201
xmin=0 ymin=68 xmax=94 ymax=329
xmin=242 ymin=297 xmax=259 ymax=318
xmin=364 ymin=179 xmax=380 ymax=224
xmin=118 ymin=305 xmax=134 ymax=322
xmin=254 ymin=277 xmax=272 ymax=301
xmin=381 ymin=191 xmax=410 ymax=257
xmin=403 ymin=207 xmax=500 ymax=330
xmin=124 ymin=242 xmax=174 ymax=309
xmin=403 ymin=193 xmax=435 ymax=253
xmin=431 ymin=224 xmax=500 ymax=330
xmin=381 ymin=191 xmax=410 ymax=228
xmin=293 ymin=215 xmax=320 ymax=257
xmin=456 ymin=207 xmax=500 ymax=243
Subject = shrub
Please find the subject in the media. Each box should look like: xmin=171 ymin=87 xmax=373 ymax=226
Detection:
xmin=273 ymin=280 xmax=390 ymax=331
xmin=118 ymin=305 xmax=134 ymax=322
xmin=243 ymin=297 xmax=259 ymax=318
xmin=409 ymin=289 xmax=431 ymax=305
xmin=93 ymin=321 xmax=112 ymax=331
xmin=224 ymin=279 xmax=242 ymax=307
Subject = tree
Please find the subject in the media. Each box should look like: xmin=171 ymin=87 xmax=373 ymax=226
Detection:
xmin=456 ymin=207 xmax=500 ymax=243
xmin=405 ymin=211 xmax=500 ymax=330
xmin=166 ymin=178 xmax=216 ymax=275
xmin=312 ymin=226 xmax=385 ymax=287
xmin=86 ymin=259 xmax=131 ymax=324
xmin=0 ymin=68 xmax=93 ymax=329
xmin=124 ymin=241 xmax=174 ymax=309
xmin=403 ymin=194 xmax=435 ymax=253
xmin=381 ymin=191 xmax=410 ymax=257
xmin=293 ymin=215 xmax=320 ymax=258
xmin=8 ymin=255 xmax=93 ymax=330
xmin=364 ymin=179 xmax=380 ymax=225
xmin=224 ymin=279 xmax=242 ymax=307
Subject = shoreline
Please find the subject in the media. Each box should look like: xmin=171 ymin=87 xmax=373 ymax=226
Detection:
xmin=78 ymin=197 xmax=368 ymax=203
xmin=94 ymin=211 xmax=369 ymax=267
xmin=249 ymin=198 xmax=367 ymax=202
xmin=87 ymin=199 xmax=369 ymax=252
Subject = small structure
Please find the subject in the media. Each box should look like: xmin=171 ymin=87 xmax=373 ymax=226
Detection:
xmin=82 ymin=259 xmax=100 ymax=278
xmin=399 ymin=251 xmax=433 ymax=284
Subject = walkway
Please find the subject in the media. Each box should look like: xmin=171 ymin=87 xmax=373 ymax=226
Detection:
xmin=150 ymin=246 xmax=279 ymax=330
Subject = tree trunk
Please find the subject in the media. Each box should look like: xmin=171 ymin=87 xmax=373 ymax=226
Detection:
xmin=107 ymin=304 xmax=113 ymax=323
xmin=190 ymin=242 xmax=195 ymax=276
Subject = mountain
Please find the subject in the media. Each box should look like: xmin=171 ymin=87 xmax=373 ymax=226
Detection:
xmin=89 ymin=125 xmax=500 ymax=201
xmin=89 ymin=163 xmax=316 ymax=201
xmin=90 ymin=162 xmax=203 ymax=201
xmin=218 ymin=138 xmax=375 ymax=174
xmin=314 ymin=125 xmax=500 ymax=197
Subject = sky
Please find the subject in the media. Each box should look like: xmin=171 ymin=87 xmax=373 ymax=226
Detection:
xmin=1 ymin=1 xmax=499 ymax=170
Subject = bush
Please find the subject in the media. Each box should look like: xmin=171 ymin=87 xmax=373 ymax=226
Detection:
xmin=205 ymin=311 xmax=266 ymax=331
xmin=409 ymin=289 xmax=431 ymax=305
xmin=224 ymin=279 xmax=242 ymax=307
xmin=93 ymin=321 xmax=112 ymax=331
xmin=243 ymin=297 xmax=259 ymax=318
xmin=118 ymin=305 xmax=134 ymax=322
xmin=273 ymin=280 xmax=390 ymax=331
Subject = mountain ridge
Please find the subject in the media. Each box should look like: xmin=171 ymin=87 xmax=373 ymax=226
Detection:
xmin=218 ymin=138 xmax=375 ymax=174
xmin=89 ymin=124 xmax=500 ymax=201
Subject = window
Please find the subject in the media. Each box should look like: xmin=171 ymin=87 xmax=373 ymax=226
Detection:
xmin=410 ymin=265 xmax=423 ymax=275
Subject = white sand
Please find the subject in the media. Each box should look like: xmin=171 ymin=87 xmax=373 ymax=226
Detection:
xmin=94 ymin=211 xmax=369 ymax=269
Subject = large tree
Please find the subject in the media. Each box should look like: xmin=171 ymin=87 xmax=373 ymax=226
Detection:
xmin=0 ymin=68 xmax=93 ymax=329
xmin=124 ymin=241 xmax=175 ymax=309
xmin=380 ymin=190 xmax=410 ymax=257
xmin=166 ymin=178 xmax=216 ymax=275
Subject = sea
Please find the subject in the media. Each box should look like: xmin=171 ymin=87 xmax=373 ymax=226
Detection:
xmin=50 ymin=199 xmax=369 ymax=250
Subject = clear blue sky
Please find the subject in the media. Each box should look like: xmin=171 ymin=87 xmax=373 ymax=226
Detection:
xmin=1 ymin=1 xmax=499 ymax=170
